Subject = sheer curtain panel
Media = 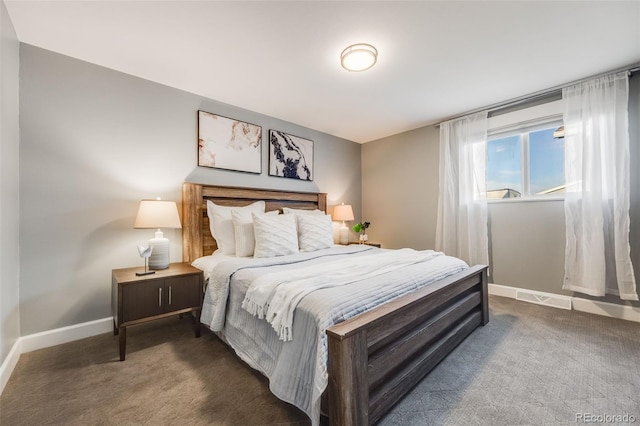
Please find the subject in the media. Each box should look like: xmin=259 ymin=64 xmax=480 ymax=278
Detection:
xmin=436 ymin=111 xmax=489 ymax=267
xmin=563 ymin=71 xmax=638 ymax=300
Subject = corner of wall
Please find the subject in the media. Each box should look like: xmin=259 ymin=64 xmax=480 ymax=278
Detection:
xmin=0 ymin=0 xmax=22 ymax=367
xmin=0 ymin=339 xmax=20 ymax=395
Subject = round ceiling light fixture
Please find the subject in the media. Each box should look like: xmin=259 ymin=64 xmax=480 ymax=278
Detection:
xmin=340 ymin=43 xmax=378 ymax=72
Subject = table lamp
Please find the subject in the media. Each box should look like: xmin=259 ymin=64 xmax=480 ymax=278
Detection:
xmin=333 ymin=203 xmax=354 ymax=245
xmin=134 ymin=199 xmax=182 ymax=270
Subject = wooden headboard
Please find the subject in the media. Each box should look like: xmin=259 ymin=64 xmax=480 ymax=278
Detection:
xmin=182 ymin=183 xmax=327 ymax=262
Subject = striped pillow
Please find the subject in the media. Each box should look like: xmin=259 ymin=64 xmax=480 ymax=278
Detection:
xmin=283 ymin=207 xmax=325 ymax=215
xmin=253 ymin=213 xmax=299 ymax=258
xmin=297 ymin=214 xmax=334 ymax=252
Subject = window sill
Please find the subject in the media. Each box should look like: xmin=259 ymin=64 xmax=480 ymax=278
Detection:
xmin=488 ymin=196 xmax=564 ymax=204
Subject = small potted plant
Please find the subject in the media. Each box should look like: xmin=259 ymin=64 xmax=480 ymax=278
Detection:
xmin=352 ymin=221 xmax=371 ymax=244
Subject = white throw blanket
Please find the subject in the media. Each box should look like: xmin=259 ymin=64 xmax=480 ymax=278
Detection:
xmin=242 ymin=248 xmax=443 ymax=340
xmin=202 ymin=245 xmax=372 ymax=331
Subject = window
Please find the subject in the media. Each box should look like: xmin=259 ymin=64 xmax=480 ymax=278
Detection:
xmin=486 ymin=135 xmax=522 ymax=197
xmin=486 ymin=126 xmax=564 ymax=199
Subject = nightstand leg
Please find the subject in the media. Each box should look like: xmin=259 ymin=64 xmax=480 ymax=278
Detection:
xmin=113 ymin=319 xmax=118 ymax=336
xmin=195 ymin=310 xmax=201 ymax=338
xmin=119 ymin=326 xmax=126 ymax=361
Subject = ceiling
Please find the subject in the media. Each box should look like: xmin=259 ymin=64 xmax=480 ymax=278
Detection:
xmin=5 ymin=1 xmax=640 ymax=143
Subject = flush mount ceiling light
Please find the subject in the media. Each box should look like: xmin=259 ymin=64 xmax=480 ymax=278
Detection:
xmin=340 ymin=43 xmax=378 ymax=72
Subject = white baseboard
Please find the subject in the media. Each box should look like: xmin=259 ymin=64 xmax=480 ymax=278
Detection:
xmin=20 ymin=317 xmax=113 ymax=354
xmin=572 ymin=298 xmax=640 ymax=323
xmin=0 ymin=339 xmax=22 ymax=395
xmin=0 ymin=317 xmax=113 ymax=395
xmin=489 ymin=283 xmax=640 ymax=323
xmin=488 ymin=283 xmax=518 ymax=299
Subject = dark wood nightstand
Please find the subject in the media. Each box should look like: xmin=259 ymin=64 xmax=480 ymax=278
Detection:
xmin=350 ymin=242 xmax=382 ymax=248
xmin=111 ymin=262 xmax=204 ymax=361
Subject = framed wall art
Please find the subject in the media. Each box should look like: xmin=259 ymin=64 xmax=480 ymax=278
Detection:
xmin=198 ymin=110 xmax=262 ymax=174
xmin=268 ymin=130 xmax=313 ymax=181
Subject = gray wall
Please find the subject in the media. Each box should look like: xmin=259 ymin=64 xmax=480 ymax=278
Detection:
xmin=361 ymin=125 xmax=439 ymax=250
xmin=0 ymin=0 xmax=20 ymax=364
xmin=19 ymin=44 xmax=361 ymax=336
xmin=362 ymin=76 xmax=640 ymax=307
xmin=487 ymin=200 xmax=566 ymax=293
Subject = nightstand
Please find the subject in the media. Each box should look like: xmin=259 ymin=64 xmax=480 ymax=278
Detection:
xmin=350 ymin=242 xmax=382 ymax=248
xmin=111 ymin=262 xmax=204 ymax=361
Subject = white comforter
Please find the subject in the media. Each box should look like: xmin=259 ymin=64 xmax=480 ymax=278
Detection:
xmin=198 ymin=245 xmax=468 ymax=425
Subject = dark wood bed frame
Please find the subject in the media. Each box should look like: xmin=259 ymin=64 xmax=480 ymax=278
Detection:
xmin=182 ymin=182 xmax=489 ymax=426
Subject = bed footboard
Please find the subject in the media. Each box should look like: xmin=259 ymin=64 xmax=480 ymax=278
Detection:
xmin=326 ymin=265 xmax=489 ymax=425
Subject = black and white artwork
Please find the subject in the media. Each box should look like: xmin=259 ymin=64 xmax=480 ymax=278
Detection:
xmin=268 ymin=130 xmax=313 ymax=181
xmin=198 ymin=110 xmax=262 ymax=174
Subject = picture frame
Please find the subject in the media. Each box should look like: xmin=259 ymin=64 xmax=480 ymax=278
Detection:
xmin=268 ymin=130 xmax=314 ymax=181
xmin=198 ymin=110 xmax=262 ymax=174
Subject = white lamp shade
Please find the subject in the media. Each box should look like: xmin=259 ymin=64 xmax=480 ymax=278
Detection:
xmin=332 ymin=204 xmax=354 ymax=222
xmin=135 ymin=200 xmax=181 ymax=270
xmin=134 ymin=200 xmax=182 ymax=229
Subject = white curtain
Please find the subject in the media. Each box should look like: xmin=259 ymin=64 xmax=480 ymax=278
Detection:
xmin=563 ymin=71 xmax=638 ymax=300
xmin=436 ymin=111 xmax=489 ymax=267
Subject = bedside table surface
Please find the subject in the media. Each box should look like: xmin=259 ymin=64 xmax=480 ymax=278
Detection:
xmin=349 ymin=242 xmax=382 ymax=248
xmin=113 ymin=262 xmax=201 ymax=284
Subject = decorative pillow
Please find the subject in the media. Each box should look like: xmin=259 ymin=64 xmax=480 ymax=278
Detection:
xmin=282 ymin=207 xmax=325 ymax=215
xmin=206 ymin=200 xmax=265 ymax=255
xmin=253 ymin=213 xmax=299 ymax=258
xmin=232 ymin=210 xmax=279 ymax=257
xmin=297 ymin=214 xmax=334 ymax=252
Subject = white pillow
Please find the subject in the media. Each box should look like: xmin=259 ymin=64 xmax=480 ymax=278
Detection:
xmin=297 ymin=214 xmax=334 ymax=252
xmin=253 ymin=213 xmax=299 ymax=258
xmin=232 ymin=210 xmax=279 ymax=257
xmin=206 ymin=200 xmax=265 ymax=255
xmin=283 ymin=207 xmax=325 ymax=215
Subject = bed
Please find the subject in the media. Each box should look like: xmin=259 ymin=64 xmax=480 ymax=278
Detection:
xmin=182 ymin=182 xmax=489 ymax=425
